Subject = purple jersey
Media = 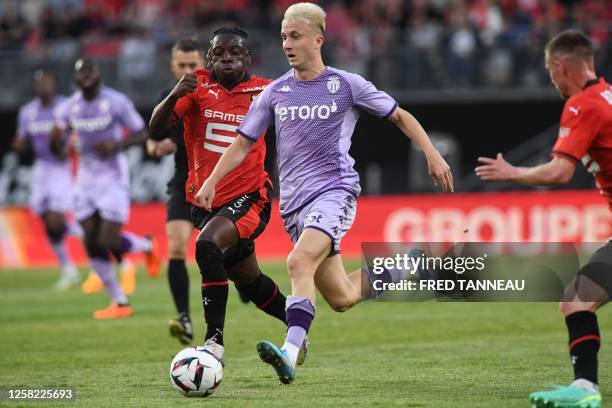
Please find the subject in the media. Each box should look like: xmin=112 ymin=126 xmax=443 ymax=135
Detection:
xmin=238 ymin=67 xmax=397 ymax=216
xmin=17 ymin=96 xmax=67 ymax=163
xmin=55 ymin=86 xmax=144 ymax=187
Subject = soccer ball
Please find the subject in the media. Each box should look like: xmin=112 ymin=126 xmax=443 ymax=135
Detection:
xmin=169 ymin=347 xmax=223 ymax=397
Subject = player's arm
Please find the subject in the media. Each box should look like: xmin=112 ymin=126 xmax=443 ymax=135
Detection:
xmin=388 ymin=107 xmax=454 ymax=192
xmin=194 ymin=136 xmax=255 ymax=210
xmin=149 ymin=73 xmax=198 ymax=136
xmin=13 ymin=108 xmax=31 ymax=154
xmin=475 ymin=153 xmax=576 ymax=185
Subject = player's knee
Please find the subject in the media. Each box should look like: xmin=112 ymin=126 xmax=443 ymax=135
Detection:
xmin=168 ymin=239 xmax=188 ymax=260
xmin=44 ymin=222 xmax=65 ymax=243
xmin=96 ymin=235 xmax=115 ymax=252
xmin=84 ymin=238 xmax=107 ymax=259
xmin=328 ymin=297 xmax=352 ymax=313
xmin=195 ymin=239 xmax=224 ymax=275
xmin=287 ymin=249 xmax=317 ymax=280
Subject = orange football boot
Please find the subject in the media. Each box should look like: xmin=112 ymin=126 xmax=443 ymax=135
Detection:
xmin=81 ymin=270 xmax=103 ymax=295
xmin=93 ymin=303 xmax=133 ymax=319
xmin=145 ymin=236 xmax=162 ymax=277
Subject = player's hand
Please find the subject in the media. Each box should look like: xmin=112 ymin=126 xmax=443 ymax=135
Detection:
xmin=155 ymin=138 xmax=178 ymax=157
xmin=94 ymin=140 xmax=119 ymax=158
xmin=67 ymin=131 xmax=80 ymax=153
xmin=195 ymin=179 xmax=216 ymax=211
xmin=170 ymin=73 xmax=198 ymax=99
xmin=475 ymin=153 xmax=519 ymax=181
xmin=426 ymin=150 xmax=454 ymax=192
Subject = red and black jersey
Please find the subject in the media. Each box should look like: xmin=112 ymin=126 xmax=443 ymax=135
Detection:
xmin=173 ymin=69 xmax=271 ymax=208
xmin=552 ymin=78 xmax=612 ymax=210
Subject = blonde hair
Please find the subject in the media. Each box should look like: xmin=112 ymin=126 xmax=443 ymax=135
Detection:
xmin=283 ymin=2 xmax=326 ymax=35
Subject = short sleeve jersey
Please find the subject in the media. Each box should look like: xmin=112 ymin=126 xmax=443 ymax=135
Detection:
xmin=17 ymin=96 xmax=67 ymax=163
xmin=173 ymin=69 xmax=271 ymax=208
xmin=552 ymin=78 xmax=612 ymax=209
xmin=55 ymin=86 xmax=145 ymax=187
xmin=237 ymin=66 xmax=397 ymax=217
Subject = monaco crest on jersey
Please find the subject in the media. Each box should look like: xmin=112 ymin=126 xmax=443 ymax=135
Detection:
xmin=327 ymin=76 xmax=340 ymax=94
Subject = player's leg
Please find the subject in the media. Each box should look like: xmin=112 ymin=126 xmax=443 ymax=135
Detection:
xmin=256 ymin=228 xmax=330 ymax=384
xmin=314 ymin=253 xmax=364 ymax=312
xmin=33 ymin=164 xmax=80 ymax=288
xmin=192 ymin=214 xmax=237 ymax=363
xmin=80 ymin=213 xmax=131 ymax=318
xmin=227 ymin=252 xmax=287 ymax=324
xmin=42 ymin=210 xmax=80 ymax=289
xmin=530 ymin=242 xmax=611 ymax=408
xmin=97 ymin=185 xmax=161 ymax=277
xmin=166 ymin=219 xmax=194 ymax=344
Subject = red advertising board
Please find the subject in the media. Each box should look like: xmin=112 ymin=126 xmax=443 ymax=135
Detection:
xmin=1 ymin=190 xmax=610 ymax=268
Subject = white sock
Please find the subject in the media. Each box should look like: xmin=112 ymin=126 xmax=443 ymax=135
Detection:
xmin=571 ymin=378 xmax=599 ymax=392
xmin=281 ymin=341 xmax=300 ymax=367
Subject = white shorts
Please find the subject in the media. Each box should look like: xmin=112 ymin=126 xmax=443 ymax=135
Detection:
xmin=282 ymin=189 xmax=357 ymax=255
xmin=29 ymin=161 xmax=74 ymax=215
xmin=74 ymin=178 xmax=130 ymax=224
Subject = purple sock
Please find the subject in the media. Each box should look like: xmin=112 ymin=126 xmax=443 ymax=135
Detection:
xmin=90 ymin=257 xmax=127 ymax=304
xmin=284 ymin=296 xmax=315 ymax=348
xmin=120 ymin=232 xmax=151 ymax=254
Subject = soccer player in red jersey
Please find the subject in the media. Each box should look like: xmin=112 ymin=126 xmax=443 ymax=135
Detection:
xmin=150 ymin=28 xmax=306 ymax=365
xmin=476 ymin=30 xmax=609 ymax=407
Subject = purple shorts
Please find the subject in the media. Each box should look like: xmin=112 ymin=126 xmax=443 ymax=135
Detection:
xmin=74 ymin=178 xmax=129 ymax=224
xmin=282 ymin=189 xmax=357 ymax=255
xmin=29 ymin=161 xmax=74 ymax=215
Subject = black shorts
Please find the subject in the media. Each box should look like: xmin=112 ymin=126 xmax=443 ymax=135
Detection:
xmin=166 ymin=172 xmax=191 ymax=222
xmin=190 ymin=182 xmax=271 ymax=267
xmin=577 ymin=240 xmax=612 ymax=300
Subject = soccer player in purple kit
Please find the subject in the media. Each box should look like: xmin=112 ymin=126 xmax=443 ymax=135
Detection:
xmin=52 ymin=59 xmax=161 ymax=319
xmin=14 ymin=70 xmax=81 ymax=290
xmin=196 ymin=2 xmax=453 ymax=383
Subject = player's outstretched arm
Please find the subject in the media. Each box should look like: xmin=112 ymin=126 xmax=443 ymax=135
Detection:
xmin=195 ymin=135 xmax=255 ymax=210
xmin=475 ymin=153 xmax=576 ymax=186
xmin=388 ymin=107 xmax=454 ymax=192
xmin=149 ymin=73 xmax=198 ymax=136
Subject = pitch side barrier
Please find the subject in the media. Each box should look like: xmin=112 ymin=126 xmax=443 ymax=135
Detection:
xmin=0 ymin=190 xmax=609 ymax=268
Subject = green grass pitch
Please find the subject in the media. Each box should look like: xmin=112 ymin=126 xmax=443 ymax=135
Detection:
xmin=1 ymin=261 xmax=610 ymax=407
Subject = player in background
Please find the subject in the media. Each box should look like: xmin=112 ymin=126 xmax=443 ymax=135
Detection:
xmin=196 ymin=3 xmax=453 ymax=384
xmin=52 ymin=59 xmax=161 ymax=319
xmin=147 ymin=37 xmax=204 ymax=344
xmin=150 ymin=27 xmax=307 ymax=364
xmin=14 ymin=70 xmax=81 ymax=289
xmin=476 ymin=30 xmax=608 ymax=408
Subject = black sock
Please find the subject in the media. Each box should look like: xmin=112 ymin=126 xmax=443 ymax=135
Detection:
xmin=168 ymin=258 xmax=190 ymax=317
xmin=236 ymin=273 xmax=286 ymax=324
xmin=196 ymin=240 xmax=228 ymax=346
xmin=566 ymin=311 xmax=600 ymax=384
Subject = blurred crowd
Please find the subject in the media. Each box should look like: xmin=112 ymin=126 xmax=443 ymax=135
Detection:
xmin=1 ymin=0 xmax=611 ymax=89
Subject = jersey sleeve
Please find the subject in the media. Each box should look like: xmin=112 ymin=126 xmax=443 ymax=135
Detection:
xmin=552 ymin=103 xmax=602 ymax=163
xmin=116 ymin=94 xmax=145 ymax=133
xmin=345 ymin=72 xmax=398 ymax=118
xmin=16 ymin=106 xmax=29 ymax=141
xmin=237 ymin=84 xmax=274 ymax=142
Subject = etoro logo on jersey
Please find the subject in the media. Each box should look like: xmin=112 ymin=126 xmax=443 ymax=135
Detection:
xmin=203 ymin=109 xmax=243 ymax=154
xmin=275 ymin=100 xmax=338 ymax=122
